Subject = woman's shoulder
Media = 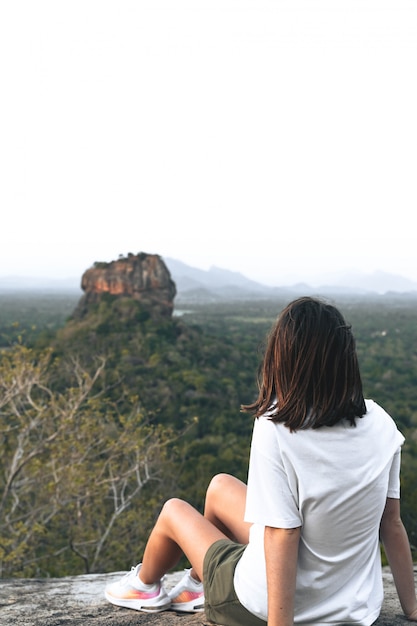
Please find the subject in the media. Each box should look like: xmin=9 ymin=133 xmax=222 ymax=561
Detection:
xmin=364 ymin=398 xmax=395 ymax=423
xmin=363 ymin=399 xmax=405 ymax=443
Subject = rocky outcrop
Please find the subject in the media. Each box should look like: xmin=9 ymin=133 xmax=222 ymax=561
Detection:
xmin=73 ymin=253 xmax=176 ymax=318
xmin=0 ymin=567 xmax=415 ymax=625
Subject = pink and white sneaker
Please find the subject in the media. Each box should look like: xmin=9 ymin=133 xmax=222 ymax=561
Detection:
xmin=104 ymin=563 xmax=171 ymax=613
xmin=168 ymin=568 xmax=205 ymax=613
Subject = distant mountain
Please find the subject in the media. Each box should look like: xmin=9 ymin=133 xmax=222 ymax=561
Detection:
xmin=1 ymin=261 xmax=417 ymax=300
xmin=164 ymin=259 xmax=417 ymax=300
xmin=330 ymin=270 xmax=417 ymax=295
xmin=164 ymin=258 xmax=268 ymax=295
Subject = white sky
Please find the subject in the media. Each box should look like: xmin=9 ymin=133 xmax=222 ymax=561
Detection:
xmin=1 ymin=0 xmax=416 ymax=287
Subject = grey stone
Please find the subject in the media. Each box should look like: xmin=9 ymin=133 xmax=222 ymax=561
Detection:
xmin=0 ymin=567 xmax=414 ymax=625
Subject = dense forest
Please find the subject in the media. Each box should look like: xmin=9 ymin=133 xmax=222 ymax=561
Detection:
xmin=0 ymin=289 xmax=416 ymax=578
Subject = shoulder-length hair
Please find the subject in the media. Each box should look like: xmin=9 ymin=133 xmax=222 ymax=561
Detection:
xmin=242 ymin=297 xmax=366 ymax=430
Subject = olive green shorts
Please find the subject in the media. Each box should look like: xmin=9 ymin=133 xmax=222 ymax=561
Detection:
xmin=203 ymin=539 xmax=267 ymax=626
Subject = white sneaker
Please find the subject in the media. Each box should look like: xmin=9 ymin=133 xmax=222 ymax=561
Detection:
xmin=104 ymin=563 xmax=171 ymax=613
xmin=168 ymin=568 xmax=205 ymax=613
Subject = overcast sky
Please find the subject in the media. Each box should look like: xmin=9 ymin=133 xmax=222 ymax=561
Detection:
xmin=1 ymin=0 xmax=416 ymax=287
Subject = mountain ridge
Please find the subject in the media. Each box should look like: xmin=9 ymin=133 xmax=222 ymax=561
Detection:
xmin=1 ymin=258 xmax=417 ymax=298
xmin=164 ymin=259 xmax=417 ymax=298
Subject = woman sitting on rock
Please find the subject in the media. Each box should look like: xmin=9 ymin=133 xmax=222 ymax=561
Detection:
xmin=105 ymin=296 xmax=417 ymax=625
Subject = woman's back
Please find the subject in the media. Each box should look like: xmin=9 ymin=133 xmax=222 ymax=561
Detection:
xmin=235 ymin=400 xmax=404 ymax=625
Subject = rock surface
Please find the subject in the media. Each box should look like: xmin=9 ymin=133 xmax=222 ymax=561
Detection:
xmin=0 ymin=567 xmax=415 ymax=625
xmin=74 ymin=253 xmax=176 ymax=318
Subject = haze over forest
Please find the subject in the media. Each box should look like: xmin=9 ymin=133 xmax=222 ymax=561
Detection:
xmin=1 ymin=257 xmax=417 ymax=297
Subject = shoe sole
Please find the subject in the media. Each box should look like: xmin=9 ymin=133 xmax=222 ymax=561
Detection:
xmin=104 ymin=591 xmax=171 ymax=613
xmin=171 ymin=601 xmax=205 ymax=613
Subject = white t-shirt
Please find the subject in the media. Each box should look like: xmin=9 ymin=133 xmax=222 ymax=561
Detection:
xmin=234 ymin=399 xmax=404 ymax=625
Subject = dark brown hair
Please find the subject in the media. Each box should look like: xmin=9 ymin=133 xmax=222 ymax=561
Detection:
xmin=242 ymin=297 xmax=366 ymax=430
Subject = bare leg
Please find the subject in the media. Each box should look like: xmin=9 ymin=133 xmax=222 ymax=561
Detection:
xmin=140 ymin=498 xmax=227 ymax=583
xmin=140 ymin=474 xmax=249 ymax=585
xmin=185 ymin=473 xmax=250 ymax=582
xmin=203 ymin=473 xmax=250 ymax=544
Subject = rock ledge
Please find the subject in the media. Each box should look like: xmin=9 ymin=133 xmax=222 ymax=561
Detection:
xmin=0 ymin=567 xmax=414 ymax=625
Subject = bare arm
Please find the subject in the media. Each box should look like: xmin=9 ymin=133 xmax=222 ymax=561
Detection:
xmin=264 ymin=526 xmax=301 ymax=626
xmin=380 ymin=498 xmax=417 ymax=621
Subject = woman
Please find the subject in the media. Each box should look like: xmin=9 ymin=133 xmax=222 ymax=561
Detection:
xmin=105 ymin=297 xmax=417 ymax=625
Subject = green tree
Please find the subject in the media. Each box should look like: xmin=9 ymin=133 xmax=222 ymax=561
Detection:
xmin=0 ymin=345 xmax=181 ymax=576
